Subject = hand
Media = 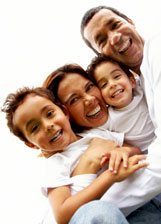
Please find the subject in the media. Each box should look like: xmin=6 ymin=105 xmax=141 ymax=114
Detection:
xmin=72 ymin=138 xmax=120 ymax=176
xmin=100 ymin=146 xmax=131 ymax=174
xmin=112 ymin=154 xmax=149 ymax=182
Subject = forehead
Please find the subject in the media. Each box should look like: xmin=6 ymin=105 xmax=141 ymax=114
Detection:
xmin=58 ymin=73 xmax=89 ymax=99
xmin=84 ymin=9 xmax=125 ymax=38
xmin=95 ymin=61 xmax=121 ymax=75
xmin=59 ymin=73 xmax=88 ymax=89
xmin=13 ymin=95 xmax=56 ymax=128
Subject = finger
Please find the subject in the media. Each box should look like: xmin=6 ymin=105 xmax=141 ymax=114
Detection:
xmin=109 ymin=153 xmax=116 ymax=172
xmin=133 ymin=161 xmax=149 ymax=172
xmin=100 ymin=156 xmax=109 ymax=167
xmin=122 ymin=154 xmax=128 ymax=168
xmin=113 ymin=155 xmax=122 ymax=174
xmin=130 ymin=154 xmax=147 ymax=165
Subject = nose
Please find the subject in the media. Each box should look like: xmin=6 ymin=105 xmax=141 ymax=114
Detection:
xmin=109 ymin=80 xmax=117 ymax=90
xmin=109 ymin=31 xmax=121 ymax=46
xmin=84 ymin=94 xmax=95 ymax=106
xmin=45 ymin=121 xmax=54 ymax=132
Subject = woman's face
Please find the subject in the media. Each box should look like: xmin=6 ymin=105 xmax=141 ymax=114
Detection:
xmin=57 ymin=73 xmax=108 ymax=128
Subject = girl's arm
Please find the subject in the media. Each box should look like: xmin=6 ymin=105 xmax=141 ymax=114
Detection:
xmin=48 ymin=154 xmax=148 ymax=224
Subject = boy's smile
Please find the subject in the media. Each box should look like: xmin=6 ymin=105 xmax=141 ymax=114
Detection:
xmin=13 ymin=94 xmax=79 ymax=154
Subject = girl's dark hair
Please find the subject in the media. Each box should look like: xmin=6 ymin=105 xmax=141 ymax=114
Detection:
xmin=87 ymin=54 xmax=134 ymax=84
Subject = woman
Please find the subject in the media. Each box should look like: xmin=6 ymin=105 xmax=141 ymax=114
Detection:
xmin=42 ymin=63 xmax=161 ymax=224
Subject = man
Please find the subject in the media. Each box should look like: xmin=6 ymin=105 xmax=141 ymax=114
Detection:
xmin=70 ymin=5 xmax=161 ymax=223
xmin=81 ymin=6 xmax=144 ymax=75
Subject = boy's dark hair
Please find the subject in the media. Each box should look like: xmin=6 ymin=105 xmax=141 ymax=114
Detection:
xmin=81 ymin=6 xmax=129 ymax=54
xmin=87 ymin=54 xmax=134 ymax=84
xmin=2 ymin=87 xmax=63 ymax=144
xmin=43 ymin=63 xmax=89 ymax=133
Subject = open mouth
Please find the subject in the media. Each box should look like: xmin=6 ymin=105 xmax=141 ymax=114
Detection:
xmin=87 ymin=105 xmax=101 ymax=117
xmin=50 ymin=129 xmax=63 ymax=143
xmin=119 ymin=39 xmax=132 ymax=55
xmin=112 ymin=89 xmax=124 ymax=98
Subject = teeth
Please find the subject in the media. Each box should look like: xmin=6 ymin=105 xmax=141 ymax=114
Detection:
xmin=50 ymin=130 xmax=62 ymax=142
xmin=87 ymin=105 xmax=101 ymax=117
xmin=112 ymin=89 xmax=123 ymax=97
xmin=119 ymin=39 xmax=130 ymax=54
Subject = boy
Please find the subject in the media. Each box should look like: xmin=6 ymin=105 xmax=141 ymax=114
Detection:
xmin=87 ymin=55 xmax=156 ymax=154
xmin=2 ymin=87 xmax=148 ymax=223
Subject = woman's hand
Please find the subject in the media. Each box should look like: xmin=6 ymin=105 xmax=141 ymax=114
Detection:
xmin=112 ymin=154 xmax=149 ymax=182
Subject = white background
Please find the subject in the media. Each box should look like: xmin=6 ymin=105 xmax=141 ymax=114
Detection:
xmin=0 ymin=0 xmax=161 ymax=223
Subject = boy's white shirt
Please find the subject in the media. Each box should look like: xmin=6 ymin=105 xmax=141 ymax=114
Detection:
xmin=41 ymin=128 xmax=124 ymax=196
xmin=41 ymin=128 xmax=124 ymax=224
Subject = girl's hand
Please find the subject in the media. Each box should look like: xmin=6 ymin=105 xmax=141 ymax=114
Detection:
xmin=100 ymin=146 xmax=131 ymax=174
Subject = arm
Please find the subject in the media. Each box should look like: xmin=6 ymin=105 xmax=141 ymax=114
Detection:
xmin=72 ymin=138 xmax=141 ymax=176
xmin=48 ymin=155 xmax=148 ymax=224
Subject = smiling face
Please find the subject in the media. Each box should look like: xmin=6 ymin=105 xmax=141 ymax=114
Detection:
xmin=57 ymin=73 xmax=108 ymax=128
xmin=13 ymin=94 xmax=79 ymax=154
xmin=94 ymin=61 xmax=136 ymax=108
xmin=83 ymin=9 xmax=144 ymax=73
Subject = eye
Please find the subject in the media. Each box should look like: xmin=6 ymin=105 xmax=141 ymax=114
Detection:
xmin=47 ymin=110 xmax=54 ymax=117
xmin=98 ymin=37 xmax=107 ymax=47
xmin=31 ymin=124 xmax=39 ymax=133
xmin=70 ymin=97 xmax=79 ymax=105
xmin=86 ymin=83 xmax=94 ymax=92
xmin=114 ymin=74 xmax=121 ymax=79
xmin=100 ymin=82 xmax=107 ymax=89
xmin=111 ymin=21 xmax=120 ymax=30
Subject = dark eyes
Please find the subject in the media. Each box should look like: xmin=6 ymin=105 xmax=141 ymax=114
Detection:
xmin=31 ymin=124 xmax=39 ymax=133
xmin=86 ymin=83 xmax=94 ymax=91
xmin=98 ymin=37 xmax=107 ymax=47
xmin=114 ymin=74 xmax=121 ymax=79
xmin=47 ymin=110 xmax=54 ymax=117
xmin=100 ymin=82 xmax=107 ymax=89
xmin=111 ymin=21 xmax=120 ymax=30
xmin=70 ymin=97 xmax=79 ymax=105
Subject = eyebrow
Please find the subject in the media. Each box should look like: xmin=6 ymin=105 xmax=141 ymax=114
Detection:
xmin=97 ymin=68 xmax=121 ymax=84
xmin=25 ymin=104 xmax=52 ymax=131
xmin=64 ymin=80 xmax=91 ymax=104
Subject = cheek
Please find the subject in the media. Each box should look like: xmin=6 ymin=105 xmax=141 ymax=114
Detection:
xmin=102 ymin=89 xmax=109 ymax=100
xmin=68 ymin=104 xmax=84 ymax=120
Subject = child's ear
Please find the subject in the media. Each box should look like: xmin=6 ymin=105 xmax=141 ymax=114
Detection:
xmin=62 ymin=105 xmax=70 ymax=119
xmin=24 ymin=142 xmax=39 ymax=149
xmin=130 ymin=76 xmax=136 ymax=88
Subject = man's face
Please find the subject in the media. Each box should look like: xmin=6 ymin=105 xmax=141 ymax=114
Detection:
xmin=83 ymin=9 xmax=144 ymax=72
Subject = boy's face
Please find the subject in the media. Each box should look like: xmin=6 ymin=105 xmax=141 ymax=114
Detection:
xmin=13 ymin=94 xmax=78 ymax=153
xmin=84 ymin=9 xmax=144 ymax=71
xmin=57 ymin=73 xmax=108 ymax=128
xmin=94 ymin=61 xmax=136 ymax=108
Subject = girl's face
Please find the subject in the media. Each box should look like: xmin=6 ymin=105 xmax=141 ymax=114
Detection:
xmin=57 ymin=73 xmax=108 ymax=128
xmin=94 ymin=61 xmax=136 ymax=108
